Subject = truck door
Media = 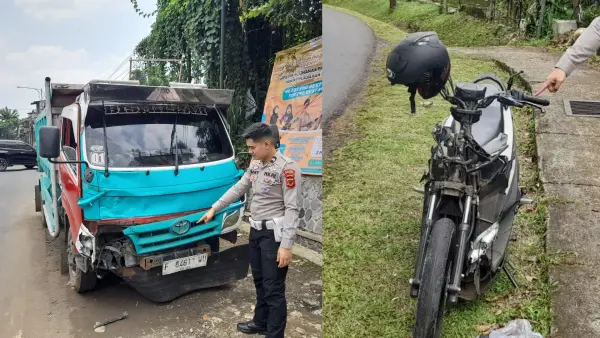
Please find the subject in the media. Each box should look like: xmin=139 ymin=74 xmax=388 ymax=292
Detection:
xmin=58 ymin=114 xmax=83 ymax=234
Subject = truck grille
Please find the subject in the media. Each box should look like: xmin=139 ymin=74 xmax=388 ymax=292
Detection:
xmin=126 ymin=220 xmax=222 ymax=255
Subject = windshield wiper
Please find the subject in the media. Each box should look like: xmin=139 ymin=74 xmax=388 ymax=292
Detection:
xmin=170 ymin=115 xmax=179 ymax=176
xmin=102 ymin=101 xmax=110 ymax=177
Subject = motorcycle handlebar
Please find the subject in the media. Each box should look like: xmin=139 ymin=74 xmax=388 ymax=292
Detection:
xmin=520 ymin=93 xmax=550 ymax=106
xmin=507 ymin=89 xmax=550 ymax=106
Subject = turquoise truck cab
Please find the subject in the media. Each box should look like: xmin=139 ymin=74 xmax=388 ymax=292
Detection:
xmin=34 ymin=78 xmax=249 ymax=302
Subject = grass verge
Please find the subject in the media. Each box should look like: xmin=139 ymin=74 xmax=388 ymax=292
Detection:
xmin=325 ymin=0 xmax=600 ymax=70
xmin=322 ymin=7 xmax=552 ymax=338
xmin=323 ymin=0 xmax=515 ymax=46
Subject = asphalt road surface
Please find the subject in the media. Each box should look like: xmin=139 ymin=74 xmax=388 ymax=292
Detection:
xmin=0 ymin=166 xmax=322 ymax=338
xmin=322 ymin=6 xmax=375 ymax=120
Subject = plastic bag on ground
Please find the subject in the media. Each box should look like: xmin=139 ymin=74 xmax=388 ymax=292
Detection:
xmin=479 ymin=319 xmax=544 ymax=338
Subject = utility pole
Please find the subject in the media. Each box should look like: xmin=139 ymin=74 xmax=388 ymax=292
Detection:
xmin=129 ymin=57 xmax=133 ymax=80
xmin=17 ymin=86 xmax=43 ymax=100
xmin=220 ymin=0 xmax=225 ymax=89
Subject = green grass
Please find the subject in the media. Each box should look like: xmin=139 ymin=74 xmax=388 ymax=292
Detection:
xmin=324 ymin=0 xmax=515 ymax=46
xmin=322 ymin=8 xmax=552 ymax=338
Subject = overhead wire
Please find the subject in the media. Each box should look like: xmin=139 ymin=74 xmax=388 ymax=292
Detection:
xmin=100 ymin=53 xmax=133 ymax=80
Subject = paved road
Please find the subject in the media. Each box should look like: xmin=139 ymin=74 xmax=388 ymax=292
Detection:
xmin=323 ymin=7 xmax=376 ymax=120
xmin=0 ymin=166 xmax=322 ymax=338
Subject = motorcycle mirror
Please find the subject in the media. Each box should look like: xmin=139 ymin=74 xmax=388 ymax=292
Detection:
xmin=506 ymin=70 xmax=524 ymax=90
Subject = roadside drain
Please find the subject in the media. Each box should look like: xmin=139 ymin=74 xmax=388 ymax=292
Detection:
xmin=564 ymin=99 xmax=600 ymax=117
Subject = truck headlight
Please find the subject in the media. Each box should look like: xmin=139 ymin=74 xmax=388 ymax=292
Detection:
xmin=221 ymin=208 xmax=242 ymax=234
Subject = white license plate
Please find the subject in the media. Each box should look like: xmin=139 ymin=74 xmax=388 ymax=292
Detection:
xmin=162 ymin=253 xmax=208 ymax=275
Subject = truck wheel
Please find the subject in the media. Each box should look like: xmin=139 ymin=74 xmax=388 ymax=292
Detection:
xmin=67 ymin=228 xmax=97 ymax=293
xmin=60 ymin=226 xmax=69 ymax=275
xmin=41 ymin=202 xmax=47 ymax=229
xmin=34 ymin=185 xmax=42 ymax=212
xmin=0 ymin=158 xmax=8 ymax=171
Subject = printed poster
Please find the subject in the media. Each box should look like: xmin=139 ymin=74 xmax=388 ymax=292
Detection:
xmin=261 ymin=36 xmax=322 ymax=176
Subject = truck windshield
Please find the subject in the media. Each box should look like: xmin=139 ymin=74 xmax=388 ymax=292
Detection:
xmin=84 ymin=107 xmax=233 ymax=168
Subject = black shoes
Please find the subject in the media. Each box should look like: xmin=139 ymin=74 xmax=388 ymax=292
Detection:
xmin=237 ymin=321 xmax=267 ymax=335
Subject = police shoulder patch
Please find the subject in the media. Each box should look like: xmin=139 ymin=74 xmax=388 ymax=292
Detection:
xmin=283 ymin=169 xmax=296 ymax=188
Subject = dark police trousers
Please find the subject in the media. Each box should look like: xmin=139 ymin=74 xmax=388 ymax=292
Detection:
xmin=249 ymin=225 xmax=289 ymax=338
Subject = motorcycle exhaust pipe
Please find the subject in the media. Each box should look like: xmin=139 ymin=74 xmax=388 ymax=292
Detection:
xmin=448 ymin=195 xmax=472 ymax=303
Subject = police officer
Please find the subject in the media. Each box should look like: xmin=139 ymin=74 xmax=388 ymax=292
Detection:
xmin=198 ymin=122 xmax=301 ymax=338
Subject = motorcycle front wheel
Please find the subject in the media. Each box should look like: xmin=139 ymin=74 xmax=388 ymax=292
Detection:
xmin=413 ymin=217 xmax=455 ymax=338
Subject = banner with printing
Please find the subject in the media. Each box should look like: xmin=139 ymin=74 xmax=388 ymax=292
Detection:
xmin=261 ymin=36 xmax=322 ymax=176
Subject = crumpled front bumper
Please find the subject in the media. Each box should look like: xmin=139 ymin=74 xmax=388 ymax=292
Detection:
xmin=114 ymin=243 xmax=250 ymax=302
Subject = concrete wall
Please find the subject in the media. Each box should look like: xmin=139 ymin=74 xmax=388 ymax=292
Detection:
xmin=246 ymin=174 xmax=323 ymax=249
xmin=298 ymin=175 xmax=322 ymax=235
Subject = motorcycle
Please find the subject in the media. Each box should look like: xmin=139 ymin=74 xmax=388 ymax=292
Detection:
xmin=409 ymin=71 xmax=549 ymax=337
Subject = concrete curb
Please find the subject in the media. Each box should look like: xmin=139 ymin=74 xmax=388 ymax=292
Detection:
xmin=238 ymin=222 xmax=323 ymax=267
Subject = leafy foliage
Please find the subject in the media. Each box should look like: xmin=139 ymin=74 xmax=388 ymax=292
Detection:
xmin=129 ymin=0 xmax=322 ymax=147
xmin=580 ymin=3 xmax=600 ymax=26
xmin=0 ymin=107 xmax=20 ymax=139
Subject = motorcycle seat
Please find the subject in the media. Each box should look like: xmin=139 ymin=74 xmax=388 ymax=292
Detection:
xmin=472 ymin=83 xmax=504 ymax=146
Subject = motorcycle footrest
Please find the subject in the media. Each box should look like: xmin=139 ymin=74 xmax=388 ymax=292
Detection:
xmin=409 ymin=278 xmax=420 ymax=298
xmin=412 ymin=186 xmax=425 ymax=194
xmin=519 ymin=198 xmax=534 ymax=205
xmin=446 ymin=284 xmax=461 ymax=303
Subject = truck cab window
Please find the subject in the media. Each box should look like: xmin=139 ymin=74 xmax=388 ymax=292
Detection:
xmin=61 ymin=118 xmax=78 ymax=171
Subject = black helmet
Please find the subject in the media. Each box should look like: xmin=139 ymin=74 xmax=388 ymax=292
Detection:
xmin=386 ymin=32 xmax=451 ymax=113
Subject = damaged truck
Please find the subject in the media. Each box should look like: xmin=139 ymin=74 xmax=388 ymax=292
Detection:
xmin=33 ymin=77 xmax=249 ymax=302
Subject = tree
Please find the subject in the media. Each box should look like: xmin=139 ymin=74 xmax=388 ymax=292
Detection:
xmin=0 ymin=107 xmax=19 ymax=122
xmin=0 ymin=107 xmax=20 ymax=139
xmin=128 ymin=0 xmax=322 ymax=147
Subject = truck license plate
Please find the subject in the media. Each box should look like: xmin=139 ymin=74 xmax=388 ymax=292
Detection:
xmin=162 ymin=253 xmax=208 ymax=275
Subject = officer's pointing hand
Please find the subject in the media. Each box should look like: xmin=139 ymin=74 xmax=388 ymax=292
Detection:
xmin=198 ymin=208 xmax=216 ymax=224
xmin=277 ymin=247 xmax=292 ymax=268
xmin=535 ymin=68 xmax=566 ymax=95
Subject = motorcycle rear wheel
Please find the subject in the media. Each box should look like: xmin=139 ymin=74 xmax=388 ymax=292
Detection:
xmin=413 ymin=217 xmax=455 ymax=338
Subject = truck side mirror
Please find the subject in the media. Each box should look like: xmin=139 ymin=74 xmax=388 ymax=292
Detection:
xmin=39 ymin=126 xmax=60 ymax=159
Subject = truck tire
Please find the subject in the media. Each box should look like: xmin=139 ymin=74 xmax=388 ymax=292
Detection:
xmin=60 ymin=225 xmax=69 ymax=275
xmin=67 ymin=228 xmax=97 ymax=293
xmin=0 ymin=158 xmax=8 ymax=171
xmin=413 ymin=218 xmax=455 ymax=338
xmin=34 ymin=184 xmax=42 ymax=212
xmin=41 ymin=202 xmax=47 ymax=229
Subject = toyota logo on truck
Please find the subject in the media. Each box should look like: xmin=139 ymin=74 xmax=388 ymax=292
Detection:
xmin=171 ymin=220 xmax=191 ymax=235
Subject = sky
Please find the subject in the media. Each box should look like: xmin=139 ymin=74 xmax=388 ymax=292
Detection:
xmin=0 ymin=0 xmax=156 ymax=117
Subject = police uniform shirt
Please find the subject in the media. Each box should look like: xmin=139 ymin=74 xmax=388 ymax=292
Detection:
xmin=212 ymin=152 xmax=302 ymax=249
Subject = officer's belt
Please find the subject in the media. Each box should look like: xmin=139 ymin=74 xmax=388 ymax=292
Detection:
xmin=249 ymin=217 xmax=275 ymax=230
